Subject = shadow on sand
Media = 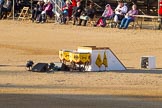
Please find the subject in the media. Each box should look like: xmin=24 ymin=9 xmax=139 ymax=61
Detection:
xmin=112 ymin=68 xmax=162 ymax=74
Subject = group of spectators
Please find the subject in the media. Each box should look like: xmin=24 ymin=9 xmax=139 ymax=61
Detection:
xmin=31 ymin=0 xmax=53 ymax=23
xmin=60 ymin=0 xmax=139 ymax=29
xmin=0 ymin=0 xmax=54 ymax=23
xmin=0 ymin=0 xmax=34 ymax=19
xmin=0 ymin=0 xmax=161 ymax=29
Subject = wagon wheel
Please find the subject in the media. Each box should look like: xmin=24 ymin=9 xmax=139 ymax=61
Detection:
xmin=70 ymin=61 xmax=76 ymax=71
xmin=79 ymin=67 xmax=85 ymax=72
xmin=78 ymin=63 xmax=85 ymax=72
xmin=78 ymin=62 xmax=89 ymax=72
xmin=83 ymin=62 xmax=90 ymax=72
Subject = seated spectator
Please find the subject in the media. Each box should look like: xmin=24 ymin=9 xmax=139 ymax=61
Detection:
xmin=60 ymin=0 xmax=73 ymax=24
xmin=14 ymin=0 xmax=22 ymax=17
xmin=0 ymin=0 xmax=4 ymax=19
xmin=72 ymin=0 xmax=77 ymax=7
xmin=78 ymin=3 xmax=95 ymax=26
xmin=119 ymin=4 xmax=138 ymax=29
xmin=94 ymin=4 xmax=113 ymax=27
xmin=72 ymin=1 xmax=83 ymax=25
xmin=37 ymin=0 xmax=53 ymax=23
xmin=72 ymin=0 xmax=80 ymax=10
xmin=113 ymin=0 xmax=127 ymax=24
xmin=32 ymin=0 xmax=44 ymax=22
xmin=1 ymin=0 xmax=12 ymax=19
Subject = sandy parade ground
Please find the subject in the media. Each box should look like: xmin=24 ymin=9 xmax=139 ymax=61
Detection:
xmin=0 ymin=20 xmax=162 ymax=101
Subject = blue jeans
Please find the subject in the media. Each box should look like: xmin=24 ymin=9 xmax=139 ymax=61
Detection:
xmin=120 ymin=17 xmax=133 ymax=29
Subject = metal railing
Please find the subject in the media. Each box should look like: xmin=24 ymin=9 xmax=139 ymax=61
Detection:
xmin=51 ymin=0 xmax=64 ymax=22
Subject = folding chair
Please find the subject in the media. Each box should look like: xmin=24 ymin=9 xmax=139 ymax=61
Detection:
xmin=18 ymin=7 xmax=31 ymax=20
xmin=129 ymin=17 xmax=141 ymax=29
xmin=46 ymin=14 xmax=55 ymax=23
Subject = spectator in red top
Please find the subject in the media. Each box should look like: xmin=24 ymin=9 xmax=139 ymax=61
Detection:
xmin=72 ymin=0 xmax=81 ymax=15
xmin=158 ymin=0 xmax=162 ymax=29
xmin=72 ymin=0 xmax=81 ymax=6
xmin=61 ymin=0 xmax=73 ymax=24
xmin=72 ymin=0 xmax=77 ymax=7
xmin=159 ymin=0 xmax=162 ymax=15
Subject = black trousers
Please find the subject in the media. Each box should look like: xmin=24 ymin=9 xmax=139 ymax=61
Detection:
xmin=0 ymin=5 xmax=3 ymax=19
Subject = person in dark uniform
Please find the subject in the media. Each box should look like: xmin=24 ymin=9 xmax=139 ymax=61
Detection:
xmin=78 ymin=3 xmax=95 ymax=26
xmin=72 ymin=1 xmax=83 ymax=25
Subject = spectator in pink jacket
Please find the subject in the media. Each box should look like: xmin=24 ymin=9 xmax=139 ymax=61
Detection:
xmin=38 ymin=0 xmax=53 ymax=23
xmin=94 ymin=4 xmax=114 ymax=27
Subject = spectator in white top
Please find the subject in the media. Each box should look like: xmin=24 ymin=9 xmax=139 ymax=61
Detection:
xmin=114 ymin=0 xmax=128 ymax=23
